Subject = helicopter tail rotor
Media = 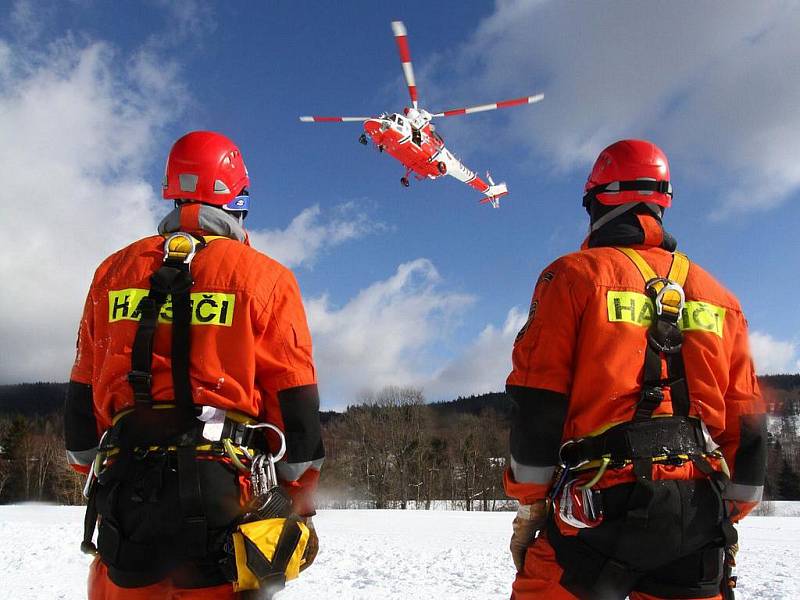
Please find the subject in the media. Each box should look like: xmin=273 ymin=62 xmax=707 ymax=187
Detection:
xmin=479 ymin=171 xmax=508 ymax=208
xmin=391 ymin=21 xmax=419 ymax=109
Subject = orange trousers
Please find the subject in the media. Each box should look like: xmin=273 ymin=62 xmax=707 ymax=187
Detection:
xmin=88 ymin=559 xmax=238 ymax=600
xmin=511 ymin=533 xmax=722 ymax=600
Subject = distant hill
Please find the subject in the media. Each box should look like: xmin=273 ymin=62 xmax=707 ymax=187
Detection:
xmin=429 ymin=392 xmax=511 ymax=419
xmin=760 ymin=374 xmax=800 ymax=391
xmin=2 ymin=375 xmax=798 ymax=418
xmin=0 ymin=382 xmax=66 ymax=416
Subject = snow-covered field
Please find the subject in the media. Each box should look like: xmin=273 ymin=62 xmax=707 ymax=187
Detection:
xmin=2 ymin=505 xmax=798 ymax=599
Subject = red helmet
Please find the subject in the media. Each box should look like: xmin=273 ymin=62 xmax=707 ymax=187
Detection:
xmin=583 ymin=139 xmax=672 ymax=209
xmin=162 ymin=131 xmax=249 ymax=207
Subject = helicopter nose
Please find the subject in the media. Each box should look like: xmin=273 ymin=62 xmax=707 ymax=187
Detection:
xmin=364 ymin=119 xmax=382 ymax=135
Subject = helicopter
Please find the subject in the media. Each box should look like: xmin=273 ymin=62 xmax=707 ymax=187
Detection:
xmin=300 ymin=21 xmax=543 ymax=208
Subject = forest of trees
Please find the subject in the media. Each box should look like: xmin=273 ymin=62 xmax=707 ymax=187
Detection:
xmin=0 ymin=376 xmax=799 ymax=508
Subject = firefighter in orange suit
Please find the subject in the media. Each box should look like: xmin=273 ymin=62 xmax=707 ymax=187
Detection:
xmin=505 ymin=140 xmax=766 ymax=600
xmin=64 ymin=131 xmax=324 ymax=599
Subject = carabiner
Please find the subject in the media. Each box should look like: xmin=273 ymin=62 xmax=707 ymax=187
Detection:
xmin=223 ymin=438 xmax=250 ymax=473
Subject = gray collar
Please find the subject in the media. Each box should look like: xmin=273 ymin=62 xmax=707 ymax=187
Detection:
xmin=157 ymin=205 xmax=247 ymax=242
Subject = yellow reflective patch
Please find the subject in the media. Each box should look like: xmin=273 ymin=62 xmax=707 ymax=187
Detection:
xmin=108 ymin=288 xmax=235 ymax=327
xmin=606 ymin=291 xmax=725 ymax=337
xmin=682 ymin=301 xmax=726 ymax=337
xmin=607 ymin=291 xmax=655 ymax=327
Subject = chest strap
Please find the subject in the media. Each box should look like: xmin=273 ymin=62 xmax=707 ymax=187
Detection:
xmin=617 ymin=247 xmax=691 ymax=420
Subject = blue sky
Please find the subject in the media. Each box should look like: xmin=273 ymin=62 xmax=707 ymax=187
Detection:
xmin=1 ymin=1 xmax=799 ymax=407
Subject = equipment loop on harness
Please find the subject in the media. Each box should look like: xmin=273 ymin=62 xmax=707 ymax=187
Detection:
xmin=578 ymin=457 xmax=611 ymax=490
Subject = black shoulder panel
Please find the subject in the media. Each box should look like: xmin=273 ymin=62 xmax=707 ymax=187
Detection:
xmin=277 ymin=384 xmax=325 ymax=463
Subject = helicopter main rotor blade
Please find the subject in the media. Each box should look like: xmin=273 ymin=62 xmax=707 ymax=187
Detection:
xmin=299 ymin=116 xmax=373 ymax=123
xmin=391 ymin=21 xmax=418 ymax=109
xmin=432 ymin=94 xmax=544 ymax=118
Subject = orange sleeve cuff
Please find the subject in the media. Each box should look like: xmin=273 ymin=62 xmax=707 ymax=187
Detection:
xmin=282 ymin=467 xmax=321 ymax=517
xmin=503 ymin=466 xmax=550 ymax=504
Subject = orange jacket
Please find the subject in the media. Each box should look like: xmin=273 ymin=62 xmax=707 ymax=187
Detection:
xmin=504 ymin=226 xmax=766 ymax=520
xmin=65 ymin=204 xmax=323 ymax=514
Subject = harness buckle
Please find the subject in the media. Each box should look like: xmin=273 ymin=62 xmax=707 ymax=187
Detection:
xmin=127 ymin=370 xmax=152 ymax=388
xmin=647 ymin=278 xmax=685 ymax=320
xmin=163 ymin=232 xmax=201 ymax=264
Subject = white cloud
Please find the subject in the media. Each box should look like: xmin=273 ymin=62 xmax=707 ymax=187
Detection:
xmin=750 ymin=331 xmax=799 ymax=376
xmin=449 ymin=1 xmax=800 ymax=214
xmin=305 ymin=260 xmax=474 ymax=406
xmin=423 ymin=306 xmax=527 ymax=399
xmin=0 ymin=36 xmax=183 ymax=383
xmin=249 ymin=203 xmax=378 ymax=269
xmin=0 ymin=28 xmax=376 ymax=383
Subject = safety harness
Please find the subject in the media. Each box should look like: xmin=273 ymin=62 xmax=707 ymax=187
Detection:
xmin=81 ymin=232 xmax=309 ymax=593
xmin=551 ymin=247 xmax=738 ymax=598
xmin=558 ymin=249 xmax=701 ymax=472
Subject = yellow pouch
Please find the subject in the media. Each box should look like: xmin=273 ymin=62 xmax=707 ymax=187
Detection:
xmin=231 ymin=517 xmax=310 ymax=592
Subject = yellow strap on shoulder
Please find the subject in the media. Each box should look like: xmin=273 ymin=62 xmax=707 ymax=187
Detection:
xmin=617 ymin=247 xmax=658 ymax=282
xmin=617 ymin=247 xmax=691 ymax=287
xmin=667 ymin=251 xmax=690 ymax=287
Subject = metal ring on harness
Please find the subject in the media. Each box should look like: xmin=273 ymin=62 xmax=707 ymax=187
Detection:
xmin=244 ymin=423 xmax=287 ymax=462
xmin=223 ymin=423 xmax=287 ymax=473
xmin=558 ymin=438 xmax=590 ymax=469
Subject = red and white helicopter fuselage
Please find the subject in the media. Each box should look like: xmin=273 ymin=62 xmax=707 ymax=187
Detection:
xmin=300 ymin=21 xmax=543 ymax=208
xmin=363 ymin=108 xmax=508 ymax=207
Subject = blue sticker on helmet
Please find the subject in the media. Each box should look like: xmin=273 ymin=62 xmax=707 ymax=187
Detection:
xmin=224 ymin=194 xmax=250 ymax=212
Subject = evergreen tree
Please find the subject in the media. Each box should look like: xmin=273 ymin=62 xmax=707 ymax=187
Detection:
xmin=777 ymin=458 xmax=800 ymax=500
xmin=0 ymin=416 xmax=29 ymax=502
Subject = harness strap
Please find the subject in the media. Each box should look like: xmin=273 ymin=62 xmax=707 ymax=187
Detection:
xmin=168 ymin=267 xmax=194 ymax=409
xmin=617 ymin=247 xmax=659 ymax=281
xmin=128 ymin=292 xmax=167 ymax=404
xmin=616 ymin=248 xmax=691 ymax=421
xmin=81 ymin=479 xmax=100 ymax=555
xmin=560 ymin=416 xmax=707 ymax=466
xmin=177 ymin=445 xmax=208 ymax=557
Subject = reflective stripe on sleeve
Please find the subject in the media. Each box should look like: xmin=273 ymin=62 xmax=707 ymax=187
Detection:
xmin=66 ymin=447 xmax=98 ymax=467
xmin=723 ymin=482 xmax=763 ymax=503
xmin=276 ymin=457 xmax=325 ymax=482
xmin=510 ymin=456 xmax=555 ymax=484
